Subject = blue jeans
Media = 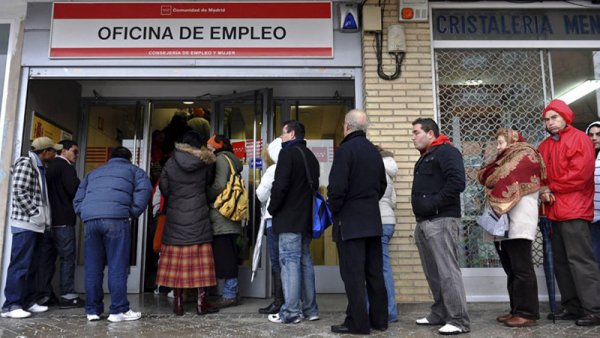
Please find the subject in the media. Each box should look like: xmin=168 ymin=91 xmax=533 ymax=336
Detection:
xmin=222 ymin=278 xmax=238 ymax=299
xmin=278 ymin=232 xmax=318 ymax=323
xmin=38 ymin=227 xmax=77 ymax=298
xmin=591 ymin=221 xmax=600 ymax=271
xmin=266 ymin=223 xmax=280 ymax=274
xmin=84 ymin=219 xmax=131 ymax=315
xmin=382 ymin=223 xmax=398 ymax=322
xmin=2 ymin=229 xmax=42 ymax=312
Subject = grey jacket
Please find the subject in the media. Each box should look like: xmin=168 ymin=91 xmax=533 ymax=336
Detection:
xmin=207 ymin=151 xmax=243 ymax=236
xmin=160 ymin=144 xmax=216 ymax=245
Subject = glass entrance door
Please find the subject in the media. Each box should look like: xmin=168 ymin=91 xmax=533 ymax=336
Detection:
xmin=212 ymin=89 xmax=272 ymax=298
xmin=75 ymin=101 xmax=149 ymax=293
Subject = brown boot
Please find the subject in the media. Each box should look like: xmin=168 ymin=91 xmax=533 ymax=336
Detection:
xmin=496 ymin=313 xmax=512 ymax=322
xmin=197 ymin=288 xmax=219 ymax=315
xmin=174 ymin=288 xmax=184 ymax=316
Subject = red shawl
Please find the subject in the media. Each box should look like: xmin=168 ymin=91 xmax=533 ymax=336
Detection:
xmin=477 ymin=131 xmax=546 ymax=215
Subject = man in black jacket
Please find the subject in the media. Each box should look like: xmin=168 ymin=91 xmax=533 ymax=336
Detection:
xmin=327 ymin=109 xmax=388 ymax=334
xmin=411 ymin=118 xmax=470 ymax=335
xmin=267 ymin=120 xmax=320 ymax=324
xmin=38 ymin=140 xmax=84 ymax=309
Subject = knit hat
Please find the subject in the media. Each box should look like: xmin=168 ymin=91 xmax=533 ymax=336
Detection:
xmin=586 ymin=121 xmax=600 ymax=135
xmin=31 ymin=137 xmax=63 ymax=151
xmin=207 ymin=135 xmax=224 ymax=150
xmin=542 ymin=99 xmax=574 ymax=125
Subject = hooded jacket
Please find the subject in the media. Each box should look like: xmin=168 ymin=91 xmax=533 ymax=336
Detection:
xmin=256 ymin=138 xmax=283 ymax=220
xmin=379 ymin=150 xmax=397 ymax=225
xmin=411 ymin=134 xmax=466 ymax=221
xmin=538 ymin=100 xmax=595 ymax=222
xmin=207 ymin=150 xmax=244 ymax=236
xmin=586 ymin=121 xmax=600 ymax=223
xmin=160 ymin=143 xmax=216 ymax=245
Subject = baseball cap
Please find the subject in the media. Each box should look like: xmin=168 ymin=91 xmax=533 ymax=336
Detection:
xmin=31 ymin=137 xmax=63 ymax=151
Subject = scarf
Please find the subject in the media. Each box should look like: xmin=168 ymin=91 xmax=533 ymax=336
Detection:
xmin=477 ymin=130 xmax=546 ymax=215
xmin=420 ymin=134 xmax=451 ymax=156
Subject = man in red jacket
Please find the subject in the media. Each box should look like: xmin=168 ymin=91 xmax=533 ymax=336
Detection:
xmin=538 ymin=99 xmax=600 ymax=326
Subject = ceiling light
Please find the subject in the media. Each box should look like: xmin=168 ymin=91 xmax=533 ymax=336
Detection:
xmin=557 ymin=80 xmax=600 ymax=104
xmin=183 ymin=101 xmax=194 ymax=105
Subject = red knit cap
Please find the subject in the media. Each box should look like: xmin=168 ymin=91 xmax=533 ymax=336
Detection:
xmin=208 ymin=135 xmax=224 ymax=149
xmin=542 ymin=99 xmax=574 ymax=125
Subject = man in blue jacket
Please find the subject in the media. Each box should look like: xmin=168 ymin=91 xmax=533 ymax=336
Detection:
xmin=327 ymin=109 xmax=388 ymax=334
xmin=74 ymin=146 xmax=152 ymax=322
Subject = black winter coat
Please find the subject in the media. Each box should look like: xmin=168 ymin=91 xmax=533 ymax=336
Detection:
xmin=268 ymin=140 xmax=319 ymax=235
xmin=327 ymin=131 xmax=386 ymax=242
xmin=411 ymin=143 xmax=465 ymax=222
xmin=46 ymin=157 xmax=80 ymax=226
xmin=160 ymin=144 xmax=216 ymax=245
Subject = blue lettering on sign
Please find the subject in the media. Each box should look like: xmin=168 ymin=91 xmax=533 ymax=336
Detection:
xmin=564 ymin=15 xmax=600 ymax=34
xmin=435 ymin=13 xmax=600 ymax=37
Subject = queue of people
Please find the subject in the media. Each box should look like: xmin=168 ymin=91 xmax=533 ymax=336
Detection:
xmin=3 ymin=100 xmax=600 ymax=334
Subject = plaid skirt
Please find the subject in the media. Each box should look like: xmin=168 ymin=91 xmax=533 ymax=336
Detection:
xmin=156 ymin=243 xmax=217 ymax=288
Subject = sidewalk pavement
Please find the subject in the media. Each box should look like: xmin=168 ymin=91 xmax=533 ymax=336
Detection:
xmin=0 ymin=294 xmax=599 ymax=337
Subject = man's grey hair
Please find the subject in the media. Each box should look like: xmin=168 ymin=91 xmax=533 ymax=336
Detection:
xmin=345 ymin=109 xmax=369 ymax=133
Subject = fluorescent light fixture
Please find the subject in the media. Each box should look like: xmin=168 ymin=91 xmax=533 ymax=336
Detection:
xmin=465 ymin=79 xmax=483 ymax=86
xmin=183 ymin=101 xmax=194 ymax=105
xmin=557 ymin=80 xmax=600 ymax=104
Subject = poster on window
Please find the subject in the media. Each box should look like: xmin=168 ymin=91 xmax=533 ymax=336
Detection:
xmin=30 ymin=113 xmax=73 ymax=143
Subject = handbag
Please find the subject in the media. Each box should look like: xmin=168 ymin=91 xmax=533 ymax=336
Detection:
xmin=476 ymin=205 xmax=509 ymax=238
xmin=153 ymin=214 xmax=167 ymax=253
xmin=296 ymin=147 xmax=333 ymax=238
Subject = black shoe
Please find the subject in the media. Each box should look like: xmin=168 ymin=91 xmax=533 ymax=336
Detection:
xmin=58 ymin=297 xmax=85 ymax=309
xmin=576 ymin=314 xmax=600 ymax=326
xmin=258 ymin=301 xmax=282 ymax=314
xmin=548 ymin=309 xmax=583 ymax=321
xmin=38 ymin=295 xmax=58 ymax=307
xmin=330 ymin=324 xmax=369 ymax=335
xmin=372 ymin=325 xmax=388 ymax=331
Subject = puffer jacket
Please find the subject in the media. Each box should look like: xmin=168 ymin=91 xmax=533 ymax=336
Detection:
xmin=538 ymin=102 xmax=594 ymax=222
xmin=207 ymin=150 xmax=244 ymax=236
xmin=379 ymin=151 xmax=397 ymax=225
xmin=256 ymin=138 xmax=282 ymax=220
xmin=74 ymin=157 xmax=152 ymax=222
xmin=160 ymin=144 xmax=216 ymax=245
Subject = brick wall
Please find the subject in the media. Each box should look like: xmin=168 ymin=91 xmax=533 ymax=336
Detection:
xmin=362 ymin=0 xmax=434 ymax=302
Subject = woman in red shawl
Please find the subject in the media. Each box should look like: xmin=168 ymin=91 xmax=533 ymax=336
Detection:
xmin=477 ymin=128 xmax=545 ymax=328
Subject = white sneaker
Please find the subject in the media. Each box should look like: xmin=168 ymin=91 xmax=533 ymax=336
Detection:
xmin=167 ymin=290 xmax=174 ymax=299
xmin=87 ymin=314 xmax=101 ymax=321
xmin=1 ymin=308 xmax=31 ymax=319
xmin=107 ymin=310 xmax=141 ymax=322
xmin=267 ymin=313 xmax=301 ymax=324
xmin=438 ymin=324 xmax=465 ymax=335
xmin=300 ymin=313 xmax=320 ymax=321
xmin=27 ymin=303 xmax=48 ymax=313
xmin=416 ymin=317 xmax=430 ymax=325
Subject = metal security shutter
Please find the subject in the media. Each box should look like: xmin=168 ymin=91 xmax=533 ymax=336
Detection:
xmin=434 ymin=49 xmax=551 ymax=268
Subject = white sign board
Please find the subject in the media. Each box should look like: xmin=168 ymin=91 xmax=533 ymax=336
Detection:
xmin=50 ymin=2 xmax=334 ymax=59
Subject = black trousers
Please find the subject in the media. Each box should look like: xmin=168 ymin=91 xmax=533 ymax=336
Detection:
xmin=337 ymin=236 xmax=388 ymax=333
xmin=552 ymin=219 xmax=600 ymax=315
xmin=494 ymin=239 xmax=539 ymax=319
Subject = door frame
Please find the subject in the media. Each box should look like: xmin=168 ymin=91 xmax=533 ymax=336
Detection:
xmin=74 ymin=98 xmax=151 ymax=294
xmin=211 ymin=88 xmax=273 ymax=298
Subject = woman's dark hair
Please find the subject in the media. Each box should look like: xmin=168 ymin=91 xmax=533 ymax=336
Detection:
xmin=182 ymin=130 xmax=206 ymax=149
xmin=214 ymin=134 xmax=233 ymax=152
xmin=110 ymin=146 xmax=132 ymax=161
